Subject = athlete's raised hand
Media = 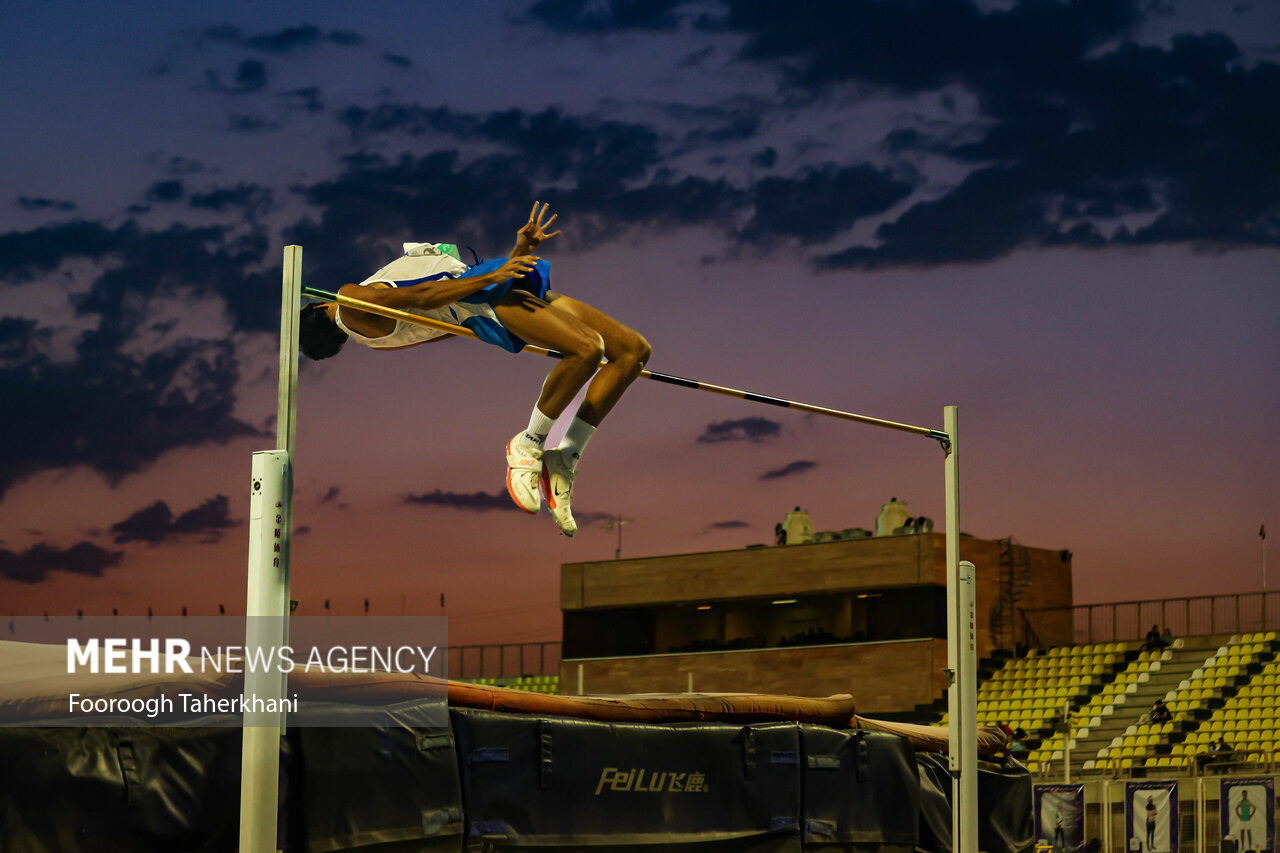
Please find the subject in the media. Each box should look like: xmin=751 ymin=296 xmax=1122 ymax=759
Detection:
xmin=516 ymin=202 xmax=561 ymax=252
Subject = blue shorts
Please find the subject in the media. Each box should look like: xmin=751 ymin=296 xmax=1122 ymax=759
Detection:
xmin=453 ymin=258 xmax=551 ymax=353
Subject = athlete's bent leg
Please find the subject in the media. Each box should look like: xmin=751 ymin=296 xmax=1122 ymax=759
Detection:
xmin=492 ymin=291 xmax=606 ymax=417
xmin=544 ymin=292 xmax=651 ymax=426
xmin=534 ymin=293 xmax=650 ymax=536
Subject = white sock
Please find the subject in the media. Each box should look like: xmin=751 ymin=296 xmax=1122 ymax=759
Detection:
xmin=522 ymin=407 xmax=556 ymax=447
xmin=557 ymin=417 xmax=596 ymax=470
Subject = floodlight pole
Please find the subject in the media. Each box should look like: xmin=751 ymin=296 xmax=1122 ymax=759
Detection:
xmin=944 ymin=405 xmax=978 ymax=853
xmin=238 ymin=245 xmax=301 ymax=853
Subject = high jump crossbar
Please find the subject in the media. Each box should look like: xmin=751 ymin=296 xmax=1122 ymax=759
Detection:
xmin=301 ymin=285 xmax=951 ymax=449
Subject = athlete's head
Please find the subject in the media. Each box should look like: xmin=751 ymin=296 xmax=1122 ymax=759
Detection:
xmin=298 ymin=302 xmax=348 ymax=360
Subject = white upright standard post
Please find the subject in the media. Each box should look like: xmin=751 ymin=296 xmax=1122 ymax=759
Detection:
xmin=239 ymin=450 xmax=292 ymax=852
xmin=239 ymin=246 xmax=302 ymax=853
xmin=945 ymin=405 xmax=977 ymax=853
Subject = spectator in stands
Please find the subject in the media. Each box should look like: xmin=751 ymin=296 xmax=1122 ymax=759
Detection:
xmin=1151 ymin=700 xmax=1172 ymax=724
xmin=1196 ymin=736 xmax=1236 ymax=773
xmin=1144 ymin=625 xmax=1162 ymax=651
xmin=1160 ymin=627 xmax=1174 ymax=647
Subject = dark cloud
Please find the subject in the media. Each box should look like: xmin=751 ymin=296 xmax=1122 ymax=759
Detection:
xmin=707 ymin=519 xmax=749 ymax=529
xmin=43 ymin=220 xmax=278 ymax=334
xmin=678 ymin=46 xmax=716 ymax=69
xmin=173 ymin=495 xmax=237 ymax=536
xmin=404 ymin=490 xmax=520 ymax=512
xmin=146 ymin=180 xmax=185 ymax=204
xmin=0 ymin=316 xmax=51 ymax=365
xmin=736 ymin=3 xmax=1280 ymax=264
xmin=110 ymin=502 xmax=171 ymax=544
xmin=200 ymin=24 xmax=364 ymax=54
xmin=821 ymin=34 xmax=1280 ymax=267
xmin=17 ymin=196 xmax=76 ymax=213
xmin=751 ymin=147 xmax=777 ymax=169
xmin=820 ymin=164 xmax=1051 ymax=267
xmin=0 ymin=221 xmax=127 ymax=282
xmin=205 ymin=59 xmax=269 ymax=94
xmin=159 ymin=156 xmax=207 ymax=176
xmin=340 ymin=105 xmax=662 ymax=183
xmin=882 ymin=129 xmax=920 ymax=154
xmin=228 ymin=113 xmax=281 ymax=133
xmin=0 ymin=329 xmax=258 ymax=498
xmin=383 ymin=53 xmax=412 ymax=69
xmin=110 ymin=495 xmax=237 ymax=545
xmin=524 ymin=0 xmax=1280 ymax=263
xmin=715 ymin=0 xmax=1144 ymax=94
xmin=0 ymin=542 xmax=123 ymax=584
xmin=285 ymin=147 xmax=741 ymax=287
xmin=742 ymin=164 xmax=915 ymax=245
xmin=759 ymin=459 xmax=817 ymax=480
xmin=189 ymin=183 xmax=273 ymax=215
xmin=0 ymin=213 xmax=278 ymax=495
xmin=282 ymin=86 xmax=324 ymax=114
xmin=696 ymin=416 xmax=782 ymax=444
xmin=694 ymin=115 xmax=761 ymax=144
xmin=525 ymin=0 xmax=685 ymax=31
xmin=326 ymin=31 xmax=363 ymax=47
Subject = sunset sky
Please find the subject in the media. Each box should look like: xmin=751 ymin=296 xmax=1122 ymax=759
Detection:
xmin=2 ymin=0 xmax=1277 ymax=648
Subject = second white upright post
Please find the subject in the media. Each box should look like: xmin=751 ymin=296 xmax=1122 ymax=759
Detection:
xmin=945 ymin=405 xmax=977 ymax=853
xmin=239 ymin=450 xmax=292 ymax=852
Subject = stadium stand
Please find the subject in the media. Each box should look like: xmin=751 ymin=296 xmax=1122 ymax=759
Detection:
xmin=937 ymin=631 xmax=1280 ymax=778
xmin=458 ymin=674 xmax=562 ymax=694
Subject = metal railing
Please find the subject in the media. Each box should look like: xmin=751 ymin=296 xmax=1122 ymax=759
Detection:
xmin=1019 ymin=591 xmax=1280 ymax=648
xmin=448 ymin=641 xmax=561 ymax=679
xmin=1032 ymin=750 xmax=1280 ymax=781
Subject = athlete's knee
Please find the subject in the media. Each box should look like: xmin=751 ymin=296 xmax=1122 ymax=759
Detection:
xmin=616 ymin=332 xmax=651 ymax=369
xmin=566 ymin=330 xmax=606 ymax=363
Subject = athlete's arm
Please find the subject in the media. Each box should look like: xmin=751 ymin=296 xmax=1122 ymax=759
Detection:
xmin=333 ymin=256 xmax=538 ymax=337
xmin=371 ymin=337 xmax=454 ymax=351
xmin=346 ymin=256 xmax=540 ymax=312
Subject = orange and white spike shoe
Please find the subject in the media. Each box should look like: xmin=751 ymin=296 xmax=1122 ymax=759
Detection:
xmin=505 ymin=433 xmax=543 ymax=513
xmin=539 ymin=448 xmax=578 ymax=537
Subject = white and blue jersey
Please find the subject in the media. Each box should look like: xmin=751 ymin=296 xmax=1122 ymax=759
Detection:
xmin=337 ymin=242 xmax=551 ymax=353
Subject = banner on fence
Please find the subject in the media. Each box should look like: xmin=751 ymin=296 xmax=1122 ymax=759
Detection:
xmin=1034 ymin=784 xmax=1085 ymax=853
xmin=1220 ymin=777 xmax=1274 ymax=853
xmin=1125 ymin=780 xmax=1177 ymax=853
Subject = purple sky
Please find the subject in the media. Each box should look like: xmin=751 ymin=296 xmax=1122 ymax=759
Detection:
xmin=1 ymin=0 xmax=1277 ymax=645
